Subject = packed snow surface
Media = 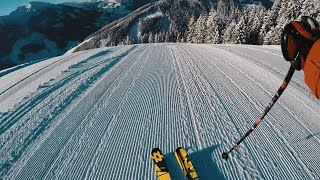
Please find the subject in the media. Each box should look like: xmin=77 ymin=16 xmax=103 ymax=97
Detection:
xmin=0 ymin=44 xmax=320 ymax=179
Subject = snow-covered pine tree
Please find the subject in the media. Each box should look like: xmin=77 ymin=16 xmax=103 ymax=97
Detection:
xmin=246 ymin=6 xmax=265 ymax=44
xmin=317 ymin=1 xmax=320 ymax=21
xmin=140 ymin=33 xmax=148 ymax=43
xmin=234 ymin=16 xmax=248 ymax=44
xmin=194 ymin=13 xmax=208 ymax=43
xmin=223 ymin=20 xmax=237 ymax=43
xmin=264 ymin=0 xmax=301 ymax=44
xmin=262 ymin=0 xmax=282 ymax=44
xmin=217 ymin=0 xmax=235 ymax=19
xmin=159 ymin=31 xmax=165 ymax=43
xmin=154 ymin=33 xmax=160 ymax=43
xmin=300 ymin=0 xmax=318 ymax=18
xmin=148 ymin=31 xmax=154 ymax=43
xmin=269 ymin=0 xmax=282 ymax=25
xmin=258 ymin=10 xmax=271 ymax=44
xmin=205 ymin=9 xmax=220 ymax=44
xmin=212 ymin=26 xmax=221 ymax=44
xmin=124 ymin=35 xmax=131 ymax=45
xmin=165 ymin=32 xmax=170 ymax=42
xmin=186 ymin=16 xmax=196 ymax=43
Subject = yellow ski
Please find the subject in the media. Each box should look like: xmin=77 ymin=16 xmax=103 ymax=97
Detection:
xmin=174 ymin=147 xmax=199 ymax=180
xmin=151 ymin=148 xmax=171 ymax=180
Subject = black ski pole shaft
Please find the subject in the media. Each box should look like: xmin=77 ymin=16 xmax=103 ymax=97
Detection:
xmin=222 ymin=66 xmax=295 ymax=160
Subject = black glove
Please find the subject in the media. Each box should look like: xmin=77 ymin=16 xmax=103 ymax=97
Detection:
xmin=281 ymin=16 xmax=320 ymax=70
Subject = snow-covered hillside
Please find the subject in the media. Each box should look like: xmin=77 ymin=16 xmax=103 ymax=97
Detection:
xmin=0 ymin=0 xmax=142 ymax=71
xmin=0 ymin=44 xmax=319 ymax=179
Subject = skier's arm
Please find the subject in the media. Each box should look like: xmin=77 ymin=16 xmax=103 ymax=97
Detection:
xmin=303 ymin=39 xmax=320 ymax=98
xmin=281 ymin=16 xmax=320 ymax=99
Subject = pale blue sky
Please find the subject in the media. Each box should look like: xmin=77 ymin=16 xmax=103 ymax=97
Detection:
xmin=0 ymin=0 xmax=86 ymax=16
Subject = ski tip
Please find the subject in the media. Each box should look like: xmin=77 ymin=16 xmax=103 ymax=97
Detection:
xmin=222 ymin=152 xmax=229 ymax=160
xmin=151 ymin=148 xmax=162 ymax=156
xmin=152 ymin=147 xmax=161 ymax=151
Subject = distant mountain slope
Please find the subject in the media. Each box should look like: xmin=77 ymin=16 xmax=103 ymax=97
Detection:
xmin=72 ymin=0 xmax=320 ymax=52
xmin=0 ymin=1 xmax=151 ymax=71
xmin=72 ymin=0 xmax=274 ymax=52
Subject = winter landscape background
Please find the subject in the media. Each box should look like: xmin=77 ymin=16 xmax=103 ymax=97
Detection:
xmin=1 ymin=43 xmax=320 ymax=180
xmin=1 ymin=0 xmax=320 ymax=179
xmin=1 ymin=0 xmax=319 ymax=71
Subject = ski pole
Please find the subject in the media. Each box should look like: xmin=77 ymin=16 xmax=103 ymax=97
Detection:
xmin=222 ymin=65 xmax=295 ymax=160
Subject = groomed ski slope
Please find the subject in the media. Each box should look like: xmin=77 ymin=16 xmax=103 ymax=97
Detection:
xmin=0 ymin=43 xmax=320 ymax=180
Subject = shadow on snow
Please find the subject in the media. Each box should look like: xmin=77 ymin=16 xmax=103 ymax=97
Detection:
xmin=165 ymin=145 xmax=225 ymax=180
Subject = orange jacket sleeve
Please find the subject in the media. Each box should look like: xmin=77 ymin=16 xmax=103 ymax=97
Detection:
xmin=304 ymin=39 xmax=320 ymax=98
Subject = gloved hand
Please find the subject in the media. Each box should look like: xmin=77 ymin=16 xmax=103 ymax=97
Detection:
xmin=281 ymin=16 xmax=320 ymax=98
xmin=281 ymin=16 xmax=319 ymax=70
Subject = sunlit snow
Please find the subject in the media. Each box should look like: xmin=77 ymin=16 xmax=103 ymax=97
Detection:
xmin=0 ymin=44 xmax=319 ymax=180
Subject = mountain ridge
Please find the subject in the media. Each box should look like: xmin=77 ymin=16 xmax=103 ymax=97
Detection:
xmin=0 ymin=0 xmax=152 ymax=71
xmin=72 ymin=0 xmax=318 ymax=53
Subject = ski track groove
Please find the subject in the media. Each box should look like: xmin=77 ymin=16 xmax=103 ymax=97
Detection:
xmin=10 ymin=46 xmax=134 ymax=179
xmin=193 ymin=46 xmax=289 ymax=179
xmin=57 ymin=46 xmax=147 ymax=180
xmin=191 ymin=44 xmax=317 ymax=180
xmin=0 ymin=46 xmax=131 ymax=148
xmin=0 ymin=51 xmax=119 ymax=134
xmin=191 ymin=44 xmax=310 ymax=179
xmin=232 ymin=48 xmax=320 ymax=125
xmin=1 ymin=50 xmax=117 ymax=177
xmin=175 ymin=45 xmax=229 ymax=145
xmin=4 ymin=46 xmax=137 ymax=179
xmin=170 ymin=44 xmax=197 ymax=147
xmin=179 ymin=44 xmax=289 ymax=179
xmin=177 ymin=44 xmax=237 ymax=142
xmin=81 ymin=45 xmax=153 ymax=180
xmin=0 ymin=52 xmax=86 ymax=98
xmin=40 ymin=46 xmax=136 ymax=177
xmin=1 ymin=44 xmax=319 ymax=180
xmin=236 ymin=60 xmax=320 ymax=177
xmin=237 ymin=45 xmax=283 ymax=58
xmin=215 ymin=45 xmax=320 ymax=115
xmin=137 ymin=46 xmax=169 ymax=179
xmin=171 ymin=46 xmax=192 ymax=150
xmin=177 ymin=46 xmax=206 ymax=149
xmin=210 ymin=44 xmax=320 ymax=171
xmin=172 ymin=45 xmax=202 ymax=151
xmin=106 ymin=46 xmax=154 ymax=180
xmin=146 ymin=45 xmax=174 ymax=161
xmin=41 ymin=46 xmax=144 ymax=180
xmin=177 ymin=44 xmax=258 ymax=180
xmin=113 ymin=44 xmax=171 ymax=179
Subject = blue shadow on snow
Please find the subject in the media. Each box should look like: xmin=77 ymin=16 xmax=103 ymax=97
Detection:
xmin=86 ymin=49 xmax=112 ymax=61
xmin=164 ymin=145 xmax=225 ymax=180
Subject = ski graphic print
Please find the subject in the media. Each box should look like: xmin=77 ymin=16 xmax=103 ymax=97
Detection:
xmin=151 ymin=148 xmax=171 ymax=180
xmin=174 ymin=147 xmax=199 ymax=180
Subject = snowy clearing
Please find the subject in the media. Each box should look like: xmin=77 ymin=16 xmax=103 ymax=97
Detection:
xmin=0 ymin=44 xmax=319 ymax=180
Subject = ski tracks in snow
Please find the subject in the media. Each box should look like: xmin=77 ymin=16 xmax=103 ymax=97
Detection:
xmin=0 ymin=44 xmax=319 ymax=180
xmin=1 ymin=45 xmax=137 ymax=179
xmin=186 ymin=44 xmax=320 ymax=179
